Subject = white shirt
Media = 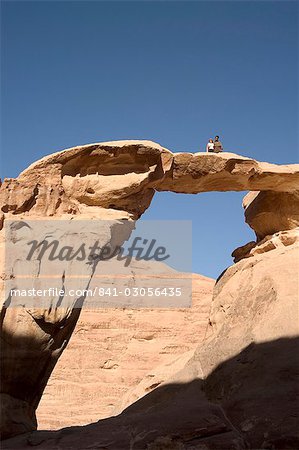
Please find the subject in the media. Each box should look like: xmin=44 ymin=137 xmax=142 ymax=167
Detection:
xmin=207 ymin=142 xmax=214 ymax=150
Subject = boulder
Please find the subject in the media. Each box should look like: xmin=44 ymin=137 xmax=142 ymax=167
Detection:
xmin=232 ymin=228 xmax=299 ymax=262
xmin=243 ymin=190 xmax=299 ymax=240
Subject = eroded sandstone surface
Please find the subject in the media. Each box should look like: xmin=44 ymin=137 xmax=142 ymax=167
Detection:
xmin=1 ymin=140 xmax=299 ymax=223
xmin=36 ymin=272 xmax=214 ymax=429
xmin=1 ymin=140 xmax=298 ymax=448
xmin=243 ymin=190 xmax=299 ymax=240
xmin=4 ymin=242 xmax=298 ymax=449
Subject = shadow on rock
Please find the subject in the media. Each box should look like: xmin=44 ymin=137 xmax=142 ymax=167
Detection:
xmin=2 ymin=337 xmax=299 ymax=449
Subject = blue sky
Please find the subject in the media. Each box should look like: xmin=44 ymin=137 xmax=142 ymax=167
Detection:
xmin=1 ymin=1 xmax=298 ymax=278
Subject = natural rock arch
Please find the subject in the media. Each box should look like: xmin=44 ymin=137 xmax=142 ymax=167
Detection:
xmin=1 ymin=140 xmax=298 ymax=439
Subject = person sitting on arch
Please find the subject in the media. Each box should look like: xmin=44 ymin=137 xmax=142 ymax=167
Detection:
xmin=213 ymin=135 xmax=223 ymax=153
xmin=206 ymin=138 xmax=214 ymax=152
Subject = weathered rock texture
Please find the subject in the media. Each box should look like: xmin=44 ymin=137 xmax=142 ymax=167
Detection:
xmin=1 ymin=141 xmax=299 ymax=224
xmin=0 ymin=141 xmax=173 ymax=221
xmin=156 ymin=151 xmax=299 ymax=193
xmin=232 ymin=228 xmax=298 ymax=262
xmin=3 ymin=242 xmax=298 ymax=450
xmin=1 ymin=140 xmax=299 ymax=446
xmin=243 ymin=190 xmax=299 ymax=240
xmin=0 ymin=217 xmax=134 ymax=439
xmin=196 ymin=242 xmax=299 ymax=449
xmin=36 ymin=273 xmax=214 ymax=429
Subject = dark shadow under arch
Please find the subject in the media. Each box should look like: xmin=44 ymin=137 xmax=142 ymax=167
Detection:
xmin=3 ymin=337 xmax=299 ymax=449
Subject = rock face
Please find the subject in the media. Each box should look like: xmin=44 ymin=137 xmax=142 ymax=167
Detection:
xmin=0 ymin=141 xmax=173 ymax=221
xmin=0 ymin=217 xmax=135 ymax=439
xmin=1 ymin=141 xmax=299 ymax=224
xmin=243 ymin=190 xmax=299 ymax=240
xmin=196 ymin=241 xmax=299 ymax=449
xmin=156 ymin=151 xmax=299 ymax=193
xmin=231 ymin=228 xmax=298 ymax=262
xmin=36 ymin=273 xmax=214 ymax=429
xmin=3 ymin=242 xmax=298 ymax=450
xmin=1 ymin=140 xmax=299 ymax=445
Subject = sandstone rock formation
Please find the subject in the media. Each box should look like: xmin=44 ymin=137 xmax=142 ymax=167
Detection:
xmin=231 ymin=189 xmax=299 ymax=261
xmin=115 ymin=236 xmax=299 ymax=447
xmin=0 ymin=217 xmax=135 ymax=439
xmin=243 ymin=190 xmax=299 ymax=240
xmin=1 ymin=140 xmax=298 ymax=447
xmin=1 ymin=140 xmax=299 ymax=223
xmin=156 ymin=151 xmax=299 ymax=194
xmin=231 ymin=228 xmax=298 ymax=262
xmin=3 ymin=240 xmax=298 ymax=449
xmin=195 ymin=241 xmax=299 ymax=448
xmin=0 ymin=141 xmax=173 ymax=221
xmin=36 ymin=272 xmax=214 ymax=429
